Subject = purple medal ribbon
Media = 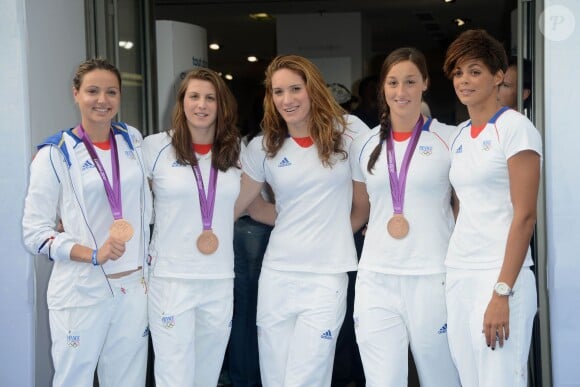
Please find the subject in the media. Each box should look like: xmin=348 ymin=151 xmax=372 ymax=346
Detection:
xmin=191 ymin=163 xmax=218 ymax=231
xmin=385 ymin=116 xmax=424 ymax=215
xmin=78 ymin=125 xmax=123 ymax=220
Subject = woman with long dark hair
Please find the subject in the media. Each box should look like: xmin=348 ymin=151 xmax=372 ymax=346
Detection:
xmin=350 ymin=47 xmax=460 ymax=387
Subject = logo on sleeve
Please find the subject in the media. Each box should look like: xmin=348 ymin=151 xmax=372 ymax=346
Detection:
xmin=455 ymin=145 xmax=463 ymax=154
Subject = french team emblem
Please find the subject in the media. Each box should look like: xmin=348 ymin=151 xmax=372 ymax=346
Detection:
xmin=418 ymin=145 xmax=432 ymax=156
xmin=482 ymin=140 xmax=492 ymax=151
xmin=125 ymin=150 xmax=136 ymax=160
xmin=67 ymin=334 xmax=80 ymax=348
xmin=162 ymin=315 xmax=175 ymax=329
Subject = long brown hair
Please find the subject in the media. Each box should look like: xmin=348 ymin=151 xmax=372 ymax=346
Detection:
xmin=367 ymin=47 xmax=429 ymax=173
xmin=169 ymin=68 xmax=240 ymax=171
xmin=262 ymin=55 xmax=347 ymax=167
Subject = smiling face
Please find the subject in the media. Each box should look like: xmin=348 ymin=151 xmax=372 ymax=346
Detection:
xmin=183 ymin=78 xmax=217 ymax=139
xmin=73 ymin=69 xmax=120 ymax=130
xmin=452 ymin=58 xmax=503 ymax=110
xmin=270 ymin=68 xmax=312 ymax=135
xmin=383 ymin=60 xmax=427 ymax=123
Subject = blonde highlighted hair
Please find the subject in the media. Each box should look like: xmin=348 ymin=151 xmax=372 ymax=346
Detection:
xmin=262 ymin=55 xmax=347 ymax=167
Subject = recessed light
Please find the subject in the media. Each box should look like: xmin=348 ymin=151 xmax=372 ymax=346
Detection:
xmin=247 ymin=56 xmax=258 ymax=63
xmin=249 ymin=13 xmax=273 ymax=21
xmin=444 ymin=0 xmax=455 ymax=3
xmin=209 ymin=43 xmax=220 ymax=51
xmin=453 ymin=18 xmax=470 ymax=27
xmin=118 ymin=41 xmax=134 ymax=50
xmin=225 ymin=74 xmax=233 ymax=80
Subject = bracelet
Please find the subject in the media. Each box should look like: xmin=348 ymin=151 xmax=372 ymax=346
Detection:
xmin=91 ymin=249 xmax=99 ymax=266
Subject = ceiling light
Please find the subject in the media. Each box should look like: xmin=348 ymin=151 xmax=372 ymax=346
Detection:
xmin=444 ymin=0 xmax=455 ymax=3
xmin=453 ymin=18 xmax=470 ymax=27
xmin=225 ymin=74 xmax=233 ymax=80
xmin=209 ymin=43 xmax=220 ymax=51
xmin=249 ymin=12 xmax=273 ymax=21
xmin=118 ymin=41 xmax=134 ymax=50
xmin=247 ymin=56 xmax=258 ymax=63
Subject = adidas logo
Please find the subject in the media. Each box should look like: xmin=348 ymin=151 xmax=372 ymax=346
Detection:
xmin=455 ymin=145 xmax=463 ymax=154
xmin=142 ymin=326 xmax=150 ymax=337
xmin=171 ymin=160 xmax=184 ymax=167
xmin=438 ymin=323 xmax=447 ymax=334
xmin=81 ymin=159 xmax=95 ymax=171
xmin=320 ymin=329 xmax=333 ymax=340
xmin=125 ymin=150 xmax=136 ymax=160
xmin=278 ymin=157 xmax=292 ymax=167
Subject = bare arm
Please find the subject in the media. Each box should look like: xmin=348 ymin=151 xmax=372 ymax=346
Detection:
xmin=483 ymin=150 xmax=541 ymax=348
xmin=351 ymin=181 xmax=370 ymax=233
xmin=234 ymin=173 xmax=264 ymax=220
xmin=69 ymin=237 xmax=126 ymax=265
xmin=247 ymin=196 xmax=277 ymax=226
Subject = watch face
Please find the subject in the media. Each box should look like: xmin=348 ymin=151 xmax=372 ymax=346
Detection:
xmin=495 ymin=283 xmax=511 ymax=295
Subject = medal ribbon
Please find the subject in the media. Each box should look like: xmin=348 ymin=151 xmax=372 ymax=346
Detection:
xmin=78 ymin=125 xmax=123 ymax=220
xmin=191 ymin=163 xmax=218 ymax=231
xmin=385 ymin=116 xmax=424 ymax=214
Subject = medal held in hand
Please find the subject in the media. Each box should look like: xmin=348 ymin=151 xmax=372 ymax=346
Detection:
xmin=109 ymin=218 xmax=134 ymax=242
xmin=385 ymin=116 xmax=423 ymax=239
xmin=78 ymin=125 xmax=134 ymax=242
xmin=191 ymin=162 xmax=219 ymax=254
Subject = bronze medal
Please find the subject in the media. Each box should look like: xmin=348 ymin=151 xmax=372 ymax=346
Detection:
xmin=387 ymin=214 xmax=409 ymax=239
xmin=196 ymin=229 xmax=219 ymax=254
xmin=109 ymin=218 xmax=134 ymax=242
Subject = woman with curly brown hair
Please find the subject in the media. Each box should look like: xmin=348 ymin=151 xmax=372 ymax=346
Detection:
xmin=443 ymin=29 xmax=541 ymax=387
xmin=142 ymin=68 xmax=241 ymax=386
xmin=235 ymin=54 xmax=369 ymax=386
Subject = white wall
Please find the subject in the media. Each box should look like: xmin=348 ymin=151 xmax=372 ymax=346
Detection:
xmin=0 ymin=0 xmax=86 ymax=385
xmin=156 ymin=20 xmax=207 ymax=131
xmin=544 ymin=1 xmax=580 ymax=386
xmin=276 ymin=12 xmax=363 ymax=91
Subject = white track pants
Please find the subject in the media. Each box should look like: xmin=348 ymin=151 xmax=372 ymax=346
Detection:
xmin=49 ymin=270 xmax=148 ymax=387
xmin=148 ymin=276 xmax=233 ymax=387
xmin=354 ymin=270 xmax=460 ymax=387
xmin=257 ymin=267 xmax=348 ymax=387
xmin=446 ymin=268 xmax=536 ymax=387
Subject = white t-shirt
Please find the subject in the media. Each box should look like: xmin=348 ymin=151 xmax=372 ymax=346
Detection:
xmin=142 ymin=131 xmax=241 ymax=279
xmin=241 ymin=115 xmax=369 ymax=273
xmin=446 ymin=107 xmax=542 ymax=270
xmin=351 ymin=118 xmax=455 ymax=275
xmin=74 ymin=131 xmax=146 ymax=274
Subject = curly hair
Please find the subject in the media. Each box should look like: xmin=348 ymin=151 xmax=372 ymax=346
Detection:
xmin=443 ymin=29 xmax=508 ymax=79
xmin=367 ymin=47 xmax=429 ymax=173
xmin=262 ymin=55 xmax=347 ymax=167
xmin=73 ymin=58 xmax=121 ymax=91
xmin=169 ymin=68 xmax=240 ymax=171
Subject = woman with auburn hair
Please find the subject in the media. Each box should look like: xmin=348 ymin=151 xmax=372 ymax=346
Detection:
xmin=142 ymin=68 xmax=241 ymax=386
xmin=443 ymin=29 xmax=541 ymax=386
xmin=235 ymin=54 xmax=369 ymax=387
xmin=350 ymin=47 xmax=460 ymax=387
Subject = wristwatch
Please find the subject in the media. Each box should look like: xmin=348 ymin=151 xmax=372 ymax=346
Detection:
xmin=494 ymin=282 xmax=514 ymax=296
